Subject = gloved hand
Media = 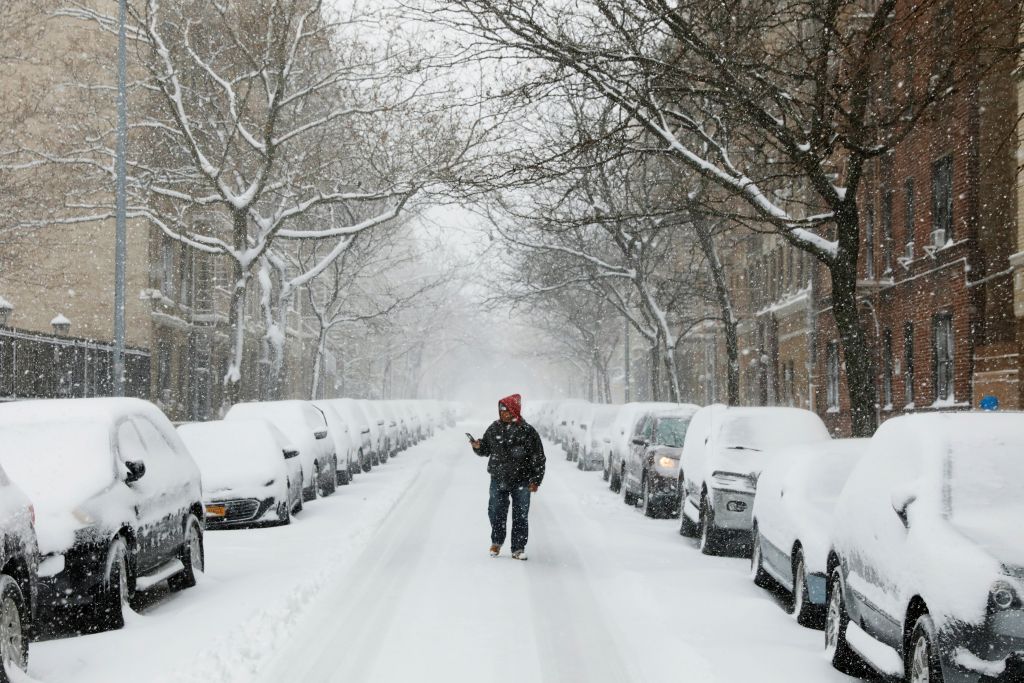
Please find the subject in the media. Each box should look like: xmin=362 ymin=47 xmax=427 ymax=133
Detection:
xmin=528 ymin=482 xmax=539 ymax=493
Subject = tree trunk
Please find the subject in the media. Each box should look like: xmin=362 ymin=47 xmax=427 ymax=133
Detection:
xmin=695 ymin=222 xmax=740 ymax=405
xmin=648 ymin=344 xmax=662 ymax=401
xmin=662 ymin=345 xmax=682 ymax=402
xmin=832 ymin=205 xmax=878 ymax=437
xmin=310 ymin=328 xmax=328 ymax=400
xmin=223 ymin=211 xmax=249 ymax=407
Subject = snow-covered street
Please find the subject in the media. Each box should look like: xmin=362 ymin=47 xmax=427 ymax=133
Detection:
xmin=28 ymin=426 xmax=860 ymax=682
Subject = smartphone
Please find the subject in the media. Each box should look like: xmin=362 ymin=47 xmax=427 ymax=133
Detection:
xmin=465 ymin=433 xmax=476 ymax=443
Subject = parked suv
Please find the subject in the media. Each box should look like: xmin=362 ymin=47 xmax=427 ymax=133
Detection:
xmin=679 ymin=406 xmax=830 ymax=555
xmin=621 ymin=406 xmax=699 ymax=518
xmin=0 ymin=398 xmax=204 ymax=631
xmin=825 ymin=413 xmax=1024 ymax=682
xmin=0 ymin=464 xmax=38 ymax=678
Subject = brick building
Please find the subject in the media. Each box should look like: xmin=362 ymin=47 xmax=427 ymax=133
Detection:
xmin=678 ymin=0 xmax=1022 ymax=435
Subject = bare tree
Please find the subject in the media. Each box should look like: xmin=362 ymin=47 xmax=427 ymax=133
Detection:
xmin=421 ymin=0 xmax=1018 ymax=435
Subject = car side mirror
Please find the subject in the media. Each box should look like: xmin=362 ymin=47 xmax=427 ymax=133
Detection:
xmin=124 ymin=460 xmax=146 ymax=484
xmin=283 ymin=448 xmax=299 ymax=460
xmin=891 ymin=491 xmax=917 ymax=528
xmin=314 ymin=430 xmax=328 ymax=440
xmin=632 ymin=437 xmax=647 ymax=446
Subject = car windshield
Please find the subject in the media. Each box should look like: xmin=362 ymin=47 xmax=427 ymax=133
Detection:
xmin=720 ymin=412 xmax=828 ymax=451
xmin=947 ymin=431 xmax=1024 ymax=566
xmin=655 ymin=417 xmax=690 ymax=447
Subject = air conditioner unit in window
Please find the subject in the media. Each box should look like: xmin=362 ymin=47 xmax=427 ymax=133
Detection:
xmin=930 ymin=229 xmax=947 ymax=248
xmin=897 ymin=243 xmax=914 ymax=270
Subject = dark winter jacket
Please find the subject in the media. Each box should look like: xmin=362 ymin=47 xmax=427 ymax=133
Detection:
xmin=475 ymin=419 xmax=546 ymax=487
xmin=474 ymin=394 xmax=545 ymax=487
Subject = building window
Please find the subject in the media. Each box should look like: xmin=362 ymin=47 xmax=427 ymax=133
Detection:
xmin=783 ymin=360 xmax=796 ymax=407
xmin=931 ymin=155 xmax=954 ymax=245
xmin=933 ymin=314 xmax=954 ymax=403
xmin=904 ymin=178 xmax=916 ymax=251
xmin=903 ymin=322 xmax=915 ymax=406
xmin=160 ymin=237 xmax=175 ymax=297
xmin=826 ymin=341 xmax=840 ymax=411
xmin=881 ymin=329 xmax=893 ymax=410
xmin=882 ymin=191 xmax=893 ymax=273
xmin=864 ymin=201 xmax=875 ymax=278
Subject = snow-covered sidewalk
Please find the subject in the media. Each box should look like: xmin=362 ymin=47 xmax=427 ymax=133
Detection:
xmin=29 ymin=426 xmax=862 ymax=682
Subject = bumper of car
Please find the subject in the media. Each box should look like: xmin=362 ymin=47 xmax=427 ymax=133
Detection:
xmin=709 ymin=489 xmax=755 ymax=531
xmin=944 ymin=612 xmax=1024 ymax=683
xmin=37 ymin=543 xmax=107 ymax=610
xmin=205 ymin=496 xmax=278 ymax=529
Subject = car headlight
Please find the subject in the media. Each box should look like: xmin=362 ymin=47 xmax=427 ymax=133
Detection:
xmin=991 ymin=580 xmax=1020 ymax=611
xmin=658 ymin=456 xmax=677 ymax=469
xmin=710 ymin=471 xmax=756 ymax=493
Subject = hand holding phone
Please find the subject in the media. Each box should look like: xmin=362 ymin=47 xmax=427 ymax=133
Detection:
xmin=466 ymin=433 xmax=481 ymax=450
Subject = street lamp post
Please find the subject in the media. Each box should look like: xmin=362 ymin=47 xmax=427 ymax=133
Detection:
xmin=112 ymin=0 xmax=128 ymax=396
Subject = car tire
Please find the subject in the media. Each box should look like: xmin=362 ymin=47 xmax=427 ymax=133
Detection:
xmin=371 ymin=451 xmax=380 ymax=467
xmin=622 ymin=468 xmax=637 ymax=506
xmin=380 ymin=447 xmax=389 ymax=464
xmin=89 ymin=537 xmax=130 ymax=631
xmin=907 ymin=613 xmax=943 ymax=683
xmin=276 ymin=496 xmax=292 ymax=525
xmin=337 ymin=468 xmax=351 ymax=486
xmin=169 ymin=515 xmax=204 ymax=592
xmin=789 ymin=549 xmax=820 ymax=627
xmin=642 ymin=475 xmax=659 ymax=518
xmin=602 ymin=462 xmax=610 ymax=482
xmin=699 ymin=496 xmax=721 ymax=556
xmin=609 ymin=467 xmax=621 ymax=493
xmin=0 ymin=575 xmax=29 ymax=679
xmin=678 ymin=477 xmax=698 ymax=536
xmin=323 ymin=458 xmax=337 ymax=496
xmin=361 ymin=450 xmax=371 ymax=473
xmin=750 ymin=526 xmax=772 ymax=587
xmin=825 ymin=567 xmax=863 ymax=675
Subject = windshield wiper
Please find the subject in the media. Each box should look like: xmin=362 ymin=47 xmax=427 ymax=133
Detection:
xmin=726 ymin=445 xmax=762 ymax=452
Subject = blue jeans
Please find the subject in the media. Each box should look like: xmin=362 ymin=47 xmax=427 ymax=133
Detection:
xmin=488 ymin=478 xmax=531 ymax=551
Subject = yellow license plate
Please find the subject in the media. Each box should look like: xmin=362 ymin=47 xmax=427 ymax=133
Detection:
xmin=205 ymin=505 xmax=226 ymax=517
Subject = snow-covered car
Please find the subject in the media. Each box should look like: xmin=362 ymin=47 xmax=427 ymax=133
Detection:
xmin=578 ymin=404 xmax=621 ymax=472
xmin=312 ymin=401 xmax=357 ymax=484
xmin=370 ymin=402 xmax=401 ymax=458
xmin=0 ymin=398 xmax=203 ymax=630
xmin=607 ymin=401 xmax=678 ymax=492
xmin=565 ymin=401 xmax=594 ymax=462
xmin=678 ymin=406 xmax=830 ymax=555
xmin=824 ymin=413 xmax=1024 ymax=682
xmin=749 ymin=438 xmax=868 ymax=626
xmin=177 ymin=420 xmax=305 ymax=528
xmin=330 ymin=399 xmax=373 ymax=472
xmin=0 ymin=464 xmax=38 ymax=678
xmin=621 ymin=405 xmax=700 ymax=517
xmin=360 ymin=401 xmax=390 ymax=464
xmin=225 ymin=400 xmax=336 ymax=501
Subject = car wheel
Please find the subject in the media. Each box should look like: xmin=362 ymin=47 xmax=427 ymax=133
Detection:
xmin=380 ymin=447 xmax=389 ymax=464
xmin=322 ymin=458 xmax=337 ymax=496
xmin=749 ymin=526 xmax=772 ymax=586
xmin=0 ymin=575 xmax=28 ymax=678
xmin=602 ymin=461 xmax=610 ymax=482
xmin=337 ymin=468 xmax=351 ymax=486
xmin=622 ymin=468 xmax=637 ymax=506
xmin=609 ymin=466 xmax=621 ymax=493
xmin=907 ymin=614 xmax=942 ymax=683
xmin=276 ymin=495 xmax=292 ymax=525
xmin=678 ymin=478 xmax=697 ymax=536
xmin=361 ymin=450 xmax=371 ymax=473
xmin=370 ymin=451 xmax=380 ymax=467
xmin=169 ymin=515 xmax=204 ymax=592
xmin=825 ymin=567 xmax=863 ymax=674
xmin=789 ymin=550 xmax=820 ymax=627
xmin=642 ymin=475 xmax=658 ymax=518
xmin=89 ymin=537 xmax=130 ymax=631
xmin=699 ymin=496 xmax=721 ymax=556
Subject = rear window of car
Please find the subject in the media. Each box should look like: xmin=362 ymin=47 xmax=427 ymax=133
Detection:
xmin=947 ymin=434 xmax=1024 ymax=520
xmin=721 ymin=412 xmax=828 ymax=451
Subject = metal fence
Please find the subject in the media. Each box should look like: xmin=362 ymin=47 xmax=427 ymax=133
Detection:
xmin=0 ymin=327 xmax=149 ymax=400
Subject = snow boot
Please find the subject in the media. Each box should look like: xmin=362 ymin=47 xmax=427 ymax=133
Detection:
xmin=511 ymin=550 xmax=528 ymax=561
xmin=489 ymin=544 xmax=501 ymax=557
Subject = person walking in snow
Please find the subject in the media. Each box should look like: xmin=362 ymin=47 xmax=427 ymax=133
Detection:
xmin=470 ymin=394 xmax=546 ymax=560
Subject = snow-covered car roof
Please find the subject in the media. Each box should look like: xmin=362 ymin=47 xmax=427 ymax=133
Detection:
xmin=713 ymin=407 xmax=830 ymax=451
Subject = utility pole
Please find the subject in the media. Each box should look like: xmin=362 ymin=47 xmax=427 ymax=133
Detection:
xmin=112 ymin=0 xmax=128 ymax=396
